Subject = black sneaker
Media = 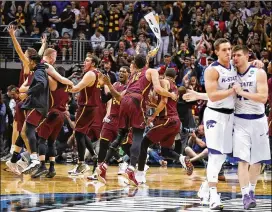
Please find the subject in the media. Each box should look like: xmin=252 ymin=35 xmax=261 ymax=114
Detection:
xmin=45 ymin=170 xmax=56 ymax=178
xmin=31 ymin=166 xmax=48 ymax=178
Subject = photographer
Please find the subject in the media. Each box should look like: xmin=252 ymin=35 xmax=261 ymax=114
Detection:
xmin=184 ymin=124 xmax=208 ymax=163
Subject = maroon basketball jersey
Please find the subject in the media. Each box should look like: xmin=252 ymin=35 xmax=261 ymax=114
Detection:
xmin=159 ymin=78 xmax=178 ymax=117
xmin=78 ymin=70 xmax=100 ymax=107
xmin=126 ymin=68 xmax=152 ymax=103
xmin=26 ymin=73 xmax=34 ymax=86
xmin=110 ymin=82 xmax=127 ymax=116
xmin=49 ymin=84 xmax=69 ymax=112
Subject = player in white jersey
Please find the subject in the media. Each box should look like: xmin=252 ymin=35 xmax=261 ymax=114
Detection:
xmin=232 ymin=45 xmax=271 ymax=210
xmin=203 ymin=38 xmax=237 ymax=210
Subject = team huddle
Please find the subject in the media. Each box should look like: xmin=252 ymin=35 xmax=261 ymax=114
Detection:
xmin=5 ymin=23 xmax=271 ymax=211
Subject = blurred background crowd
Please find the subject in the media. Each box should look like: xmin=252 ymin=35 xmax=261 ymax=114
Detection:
xmin=0 ymin=1 xmax=271 ymax=170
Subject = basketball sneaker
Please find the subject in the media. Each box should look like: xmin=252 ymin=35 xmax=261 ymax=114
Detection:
xmin=31 ymin=166 xmax=48 ymax=178
xmin=123 ymin=166 xmax=138 ymax=187
xmin=118 ymin=162 xmax=128 ymax=175
xmin=68 ymin=164 xmax=78 ymax=174
xmin=179 ymin=155 xmax=194 ymax=176
xmin=96 ymin=163 xmax=107 ymax=184
xmin=45 ymin=170 xmax=56 ymax=178
xmin=209 ymin=193 xmax=223 ymax=210
xmin=17 ymin=158 xmax=28 ymax=172
xmin=243 ymin=194 xmax=256 ymax=210
xmin=70 ymin=163 xmax=90 ymax=176
xmin=22 ymin=159 xmax=40 ymax=175
xmin=249 ymin=191 xmax=256 ymax=207
xmin=135 ymin=171 xmax=146 ymax=184
xmin=21 ymin=151 xmax=30 ymax=164
xmin=87 ymin=172 xmax=98 ymax=180
xmin=6 ymin=160 xmax=21 ymax=175
xmin=197 ymin=180 xmax=210 ymax=205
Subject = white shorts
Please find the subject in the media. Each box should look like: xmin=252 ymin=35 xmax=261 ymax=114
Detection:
xmin=233 ymin=114 xmax=271 ymax=165
xmin=203 ymin=107 xmax=234 ymax=154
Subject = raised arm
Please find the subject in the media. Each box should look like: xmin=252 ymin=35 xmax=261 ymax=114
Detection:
xmin=38 ymin=34 xmax=48 ymax=56
xmin=7 ymin=25 xmax=29 ymax=74
xmin=205 ymin=67 xmax=235 ymax=102
xmin=69 ymin=71 xmax=96 ymax=93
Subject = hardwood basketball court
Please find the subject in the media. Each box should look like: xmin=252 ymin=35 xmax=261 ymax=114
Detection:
xmin=1 ymin=162 xmax=271 ymax=211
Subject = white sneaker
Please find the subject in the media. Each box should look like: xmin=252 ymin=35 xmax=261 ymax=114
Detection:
xmin=17 ymin=159 xmax=28 ymax=172
xmin=87 ymin=172 xmax=98 ymax=180
xmin=197 ymin=180 xmax=210 ymax=205
xmin=21 ymin=151 xmax=30 ymax=164
xmin=118 ymin=162 xmax=128 ymax=175
xmin=179 ymin=155 xmax=194 ymax=176
xmin=68 ymin=165 xmax=78 ymax=174
xmin=209 ymin=193 xmax=223 ymax=210
xmin=22 ymin=160 xmax=40 ymax=175
xmin=135 ymin=172 xmax=146 ymax=184
xmin=144 ymin=164 xmax=149 ymax=172
xmin=6 ymin=160 xmax=21 ymax=175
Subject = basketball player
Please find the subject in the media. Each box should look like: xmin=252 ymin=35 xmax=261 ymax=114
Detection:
xmin=6 ymin=49 xmax=73 ymax=175
xmin=88 ymin=66 xmax=131 ymax=181
xmin=232 ymin=45 xmax=270 ymax=210
xmin=97 ymin=54 xmax=177 ymax=186
xmin=137 ymin=68 xmax=193 ymax=184
xmin=68 ymin=55 xmax=101 ymax=175
xmin=19 ymin=54 xmax=50 ymax=174
xmin=201 ymin=38 xmax=237 ymax=210
xmin=31 ymin=67 xmax=69 ymax=178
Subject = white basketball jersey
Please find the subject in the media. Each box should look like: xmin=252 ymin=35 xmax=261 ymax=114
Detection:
xmin=207 ymin=61 xmax=237 ymax=109
xmin=235 ymin=66 xmax=264 ymax=115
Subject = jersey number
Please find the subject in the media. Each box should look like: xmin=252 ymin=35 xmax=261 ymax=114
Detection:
xmin=237 ymin=89 xmax=249 ymax=101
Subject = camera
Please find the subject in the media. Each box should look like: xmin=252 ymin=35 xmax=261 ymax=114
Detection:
xmin=182 ymin=127 xmax=198 ymax=133
xmin=71 ymin=63 xmax=83 ymax=72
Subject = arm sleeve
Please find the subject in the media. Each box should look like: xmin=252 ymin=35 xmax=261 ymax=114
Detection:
xmin=100 ymin=88 xmax=112 ymax=103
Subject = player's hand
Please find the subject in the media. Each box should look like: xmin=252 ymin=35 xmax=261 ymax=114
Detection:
xmin=170 ymin=92 xmax=178 ymax=101
xmin=67 ymin=79 xmax=74 ymax=86
xmin=98 ymin=72 xmax=105 ymax=86
xmin=19 ymin=93 xmax=28 ymax=101
xmin=183 ymin=89 xmax=198 ymax=102
xmin=102 ymin=74 xmax=111 ymax=86
xmin=147 ymin=116 xmax=154 ymax=127
xmin=41 ymin=34 xmax=47 ymax=44
xmin=232 ymin=83 xmax=242 ymax=95
xmin=7 ymin=25 xmax=16 ymax=36
xmin=251 ymin=60 xmax=264 ymax=69
xmin=103 ymin=116 xmax=110 ymax=123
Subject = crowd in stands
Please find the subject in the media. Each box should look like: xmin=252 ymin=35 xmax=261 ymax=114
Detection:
xmin=0 ymin=1 xmax=271 ymax=168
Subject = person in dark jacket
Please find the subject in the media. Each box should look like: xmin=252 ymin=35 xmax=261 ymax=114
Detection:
xmin=0 ymin=92 xmax=7 ymax=155
xmin=21 ymin=54 xmax=49 ymax=174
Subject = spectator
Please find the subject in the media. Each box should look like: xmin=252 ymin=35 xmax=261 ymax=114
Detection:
xmin=59 ymin=32 xmax=72 ymax=62
xmin=27 ymin=19 xmax=38 ymax=36
xmin=158 ymin=53 xmax=178 ymax=75
xmin=15 ymin=5 xmax=26 ymax=37
xmin=48 ymin=5 xmax=61 ymax=32
xmin=137 ymin=33 xmax=148 ymax=56
xmin=90 ymin=29 xmax=105 ymax=51
xmin=185 ymin=124 xmax=208 ymax=163
xmin=31 ymin=1 xmax=44 ymax=28
xmin=90 ymin=7 xmax=106 ymax=36
xmin=0 ymin=92 xmax=6 ymax=156
xmin=107 ymin=4 xmax=120 ymax=41
xmin=60 ymin=4 xmax=75 ymax=38
xmin=76 ymin=6 xmax=90 ymax=36
xmin=157 ymin=14 xmax=171 ymax=64
xmin=70 ymin=1 xmax=80 ymax=30
xmin=102 ymin=61 xmax=117 ymax=84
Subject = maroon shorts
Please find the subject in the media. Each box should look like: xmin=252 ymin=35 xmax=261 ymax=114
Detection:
xmin=118 ymin=94 xmax=145 ymax=129
xmin=37 ymin=109 xmax=65 ymax=141
xmin=14 ymin=101 xmax=26 ymax=132
xmin=87 ymin=106 xmax=105 ymax=140
xmin=75 ymin=106 xmax=96 ymax=134
xmin=25 ymin=109 xmax=43 ymax=127
xmin=146 ymin=116 xmax=181 ymax=148
xmin=100 ymin=116 xmax=119 ymax=142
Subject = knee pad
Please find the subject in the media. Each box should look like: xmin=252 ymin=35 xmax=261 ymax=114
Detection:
xmin=207 ymin=153 xmax=226 ymax=183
